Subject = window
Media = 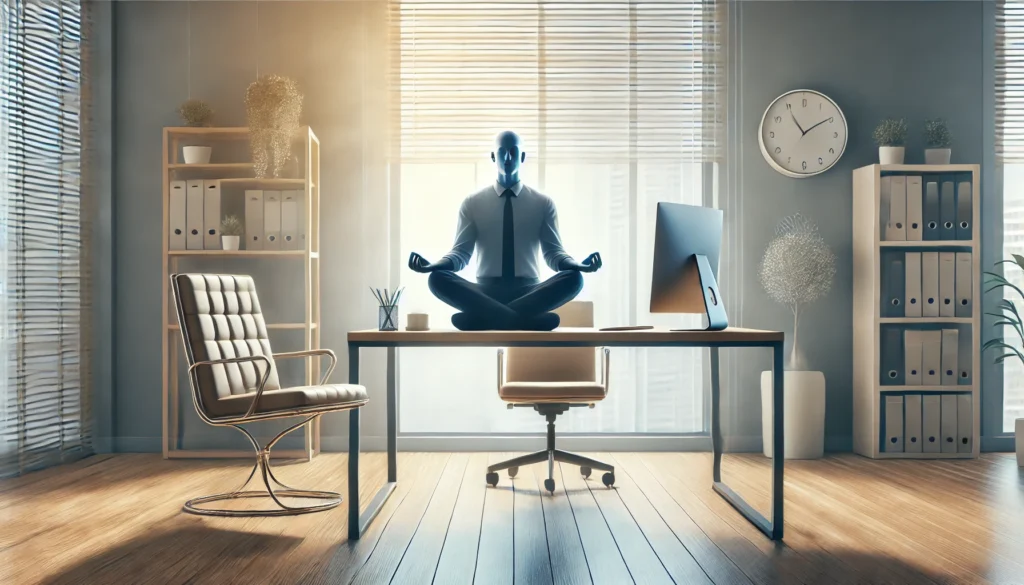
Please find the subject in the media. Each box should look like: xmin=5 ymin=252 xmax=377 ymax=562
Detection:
xmin=393 ymin=0 xmax=724 ymax=435
xmin=0 ymin=0 xmax=89 ymax=477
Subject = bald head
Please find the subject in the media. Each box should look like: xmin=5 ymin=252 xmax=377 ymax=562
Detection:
xmin=491 ymin=130 xmax=525 ymax=187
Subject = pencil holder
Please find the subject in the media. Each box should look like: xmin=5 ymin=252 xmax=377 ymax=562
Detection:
xmin=378 ymin=305 xmax=399 ymax=331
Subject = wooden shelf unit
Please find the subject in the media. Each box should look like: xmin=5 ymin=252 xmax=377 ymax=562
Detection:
xmin=852 ymin=164 xmax=981 ymax=460
xmin=161 ymin=126 xmax=323 ymax=460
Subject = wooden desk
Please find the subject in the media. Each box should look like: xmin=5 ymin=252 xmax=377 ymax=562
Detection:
xmin=346 ymin=327 xmax=786 ymax=541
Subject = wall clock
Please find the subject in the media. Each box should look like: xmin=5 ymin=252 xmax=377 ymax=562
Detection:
xmin=758 ymin=89 xmax=848 ymax=179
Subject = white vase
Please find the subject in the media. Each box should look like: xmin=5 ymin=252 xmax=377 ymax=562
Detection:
xmin=1016 ymin=419 xmax=1024 ymax=467
xmin=878 ymin=146 xmax=905 ymax=165
xmin=182 ymin=146 xmax=212 ymax=164
xmin=760 ymin=370 xmax=826 ymax=460
xmin=221 ymin=235 xmax=240 ymax=251
xmin=925 ymin=148 xmax=952 ymax=165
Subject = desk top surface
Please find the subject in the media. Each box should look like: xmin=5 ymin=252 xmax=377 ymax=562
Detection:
xmin=348 ymin=327 xmax=783 ymax=344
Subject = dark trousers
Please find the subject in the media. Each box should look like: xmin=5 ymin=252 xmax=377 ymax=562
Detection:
xmin=428 ymin=270 xmax=584 ymax=331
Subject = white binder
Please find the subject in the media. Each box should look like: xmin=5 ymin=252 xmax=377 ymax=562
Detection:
xmin=886 ymin=175 xmax=907 ymax=241
xmin=203 ymin=180 xmax=222 ymax=250
xmin=264 ymin=190 xmax=282 ymax=250
xmin=941 ymin=329 xmax=959 ymax=386
xmin=905 ymin=394 xmax=923 ymax=453
xmin=940 ymin=181 xmax=957 ymax=240
xmin=955 ymin=252 xmax=972 ymax=318
xmin=186 ymin=180 xmax=204 ymax=250
xmin=904 ymin=330 xmax=923 ymax=385
xmin=905 ymin=252 xmax=922 ymax=317
xmin=923 ymin=181 xmax=940 ymax=241
xmin=244 ymin=190 xmax=265 ymax=250
xmin=956 ymin=393 xmax=972 ymax=453
xmin=884 ymin=395 xmax=904 ymax=452
xmin=956 ymin=181 xmax=972 ymax=241
xmin=906 ymin=176 xmax=923 ymax=241
xmin=922 ymin=395 xmax=941 ymax=453
xmin=169 ymin=180 xmax=187 ymax=250
xmin=922 ymin=252 xmax=939 ymax=317
xmin=939 ymin=252 xmax=956 ymax=317
xmin=957 ymin=327 xmax=972 ymax=386
xmin=922 ymin=330 xmax=942 ymax=386
xmin=281 ymin=191 xmax=299 ymax=250
xmin=940 ymin=394 xmax=957 ymax=453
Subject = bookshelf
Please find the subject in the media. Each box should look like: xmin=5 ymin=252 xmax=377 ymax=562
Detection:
xmin=852 ymin=164 xmax=980 ymax=459
xmin=161 ymin=126 xmax=322 ymax=460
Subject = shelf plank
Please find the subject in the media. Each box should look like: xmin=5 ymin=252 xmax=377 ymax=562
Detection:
xmin=167 ymin=322 xmax=317 ymax=330
xmin=873 ymin=452 xmax=972 ymax=459
xmin=875 ymin=163 xmax=980 ymax=173
xmin=218 ymin=177 xmax=309 ymax=188
xmin=168 ymin=250 xmax=318 ymax=258
xmin=879 ymin=241 xmax=974 ymax=248
xmin=878 ymin=385 xmax=973 ymax=392
xmin=878 ymin=317 xmax=972 ymax=324
xmin=168 ymin=163 xmax=253 ymax=171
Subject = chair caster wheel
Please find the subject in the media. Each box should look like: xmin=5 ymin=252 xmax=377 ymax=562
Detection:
xmin=486 ymin=472 xmax=499 ymax=487
xmin=602 ymin=472 xmax=615 ymax=487
xmin=543 ymin=478 xmax=555 ymax=494
xmin=508 ymin=466 xmax=518 ymax=479
xmin=580 ymin=466 xmax=591 ymax=479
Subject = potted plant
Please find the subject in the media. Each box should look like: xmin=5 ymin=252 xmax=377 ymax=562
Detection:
xmin=178 ymin=99 xmax=214 ymax=164
xmin=759 ymin=214 xmax=836 ymax=459
xmin=873 ymin=117 xmax=908 ymax=165
xmin=924 ymin=118 xmax=952 ymax=165
xmin=221 ymin=214 xmax=243 ymax=251
xmin=982 ymin=254 xmax=1024 ymax=466
xmin=245 ymin=75 xmax=303 ymax=178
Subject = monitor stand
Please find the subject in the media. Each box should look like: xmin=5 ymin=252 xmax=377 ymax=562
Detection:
xmin=670 ymin=254 xmax=728 ymax=332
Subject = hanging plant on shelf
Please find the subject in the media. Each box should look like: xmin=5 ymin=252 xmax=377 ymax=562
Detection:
xmin=759 ymin=213 xmax=836 ymax=370
xmin=982 ymin=254 xmax=1024 ymax=367
xmin=245 ymin=75 xmax=303 ymax=179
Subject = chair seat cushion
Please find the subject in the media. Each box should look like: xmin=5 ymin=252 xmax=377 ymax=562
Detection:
xmin=499 ymin=381 xmax=606 ymax=403
xmin=215 ymin=383 xmax=368 ymax=417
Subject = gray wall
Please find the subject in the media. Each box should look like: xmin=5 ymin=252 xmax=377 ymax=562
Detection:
xmin=728 ymin=1 xmax=986 ymax=450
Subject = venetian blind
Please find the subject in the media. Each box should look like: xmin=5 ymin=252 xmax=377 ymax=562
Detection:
xmin=998 ymin=0 xmax=1024 ymax=162
xmin=0 ymin=0 xmax=91 ymax=478
xmin=391 ymin=0 xmax=724 ymax=162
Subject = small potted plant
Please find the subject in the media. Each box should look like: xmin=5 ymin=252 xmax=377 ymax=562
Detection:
xmin=178 ymin=99 xmax=214 ymax=164
xmin=924 ymin=118 xmax=952 ymax=165
xmin=221 ymin=214 xmax=243 ymax=251
xmin=873 ymin=117 xmax=908 ymax=165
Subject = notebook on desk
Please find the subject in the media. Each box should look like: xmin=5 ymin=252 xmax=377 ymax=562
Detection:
xmin=599 ymin=325 xmax=655 ymax=331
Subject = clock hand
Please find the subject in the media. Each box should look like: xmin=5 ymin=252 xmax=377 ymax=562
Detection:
xmin=789 ymin=110 xmax=806 ymax=135
xmin=803 ymin=117 xmax=832 ymax=135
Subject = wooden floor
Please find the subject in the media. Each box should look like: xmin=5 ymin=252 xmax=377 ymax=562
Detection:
xmin=1 ymin=452 xmax=1022 ymax=585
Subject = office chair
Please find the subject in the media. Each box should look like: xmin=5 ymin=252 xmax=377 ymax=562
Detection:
xmin=486 ymin=301 xmax=614 ymax=494
xmin=171 ymin=273 xmax=368 ymax=516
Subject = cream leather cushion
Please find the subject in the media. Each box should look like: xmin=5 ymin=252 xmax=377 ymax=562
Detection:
xmin=218 ymin=384 xmax=368 ymax=416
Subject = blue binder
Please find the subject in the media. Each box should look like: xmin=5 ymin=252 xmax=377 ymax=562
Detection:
xmin=883 ymin=255 xmax=905 ymax=318
xmin=956 ymin=175 xmax=973 ymax=241
xmin=923 ymin=181 xmax=940 ymax=241
xmin=939 ymin=180 xmax=957 ymax=240
xmin=880 ymin=328 xmax=904 ymax=386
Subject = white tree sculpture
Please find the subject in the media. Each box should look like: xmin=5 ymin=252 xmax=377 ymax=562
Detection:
xmin=759 ymin=214 xmax=836 ymax=370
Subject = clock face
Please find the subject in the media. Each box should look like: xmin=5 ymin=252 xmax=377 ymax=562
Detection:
xmin=759 ymin=90 xmax=847 ymax=178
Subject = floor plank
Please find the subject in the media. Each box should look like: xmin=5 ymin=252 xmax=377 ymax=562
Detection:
xmin=433 ymin=453 xmax=489 ymax=585
xmin=474 ymin=453 xmax=515 ymax=585
xmin=559 ymin=458 xmax=634 ymax=585
xmin=541 ymin=462 xmax=592 ymax=585
xmin=513 ymin=462 xmax=553 ymax=585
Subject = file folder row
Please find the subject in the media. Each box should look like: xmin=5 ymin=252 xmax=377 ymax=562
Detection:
xmin=883 ymin=393 xmax=972 ymax=454
xmin=245 ymin=190 xmax=307 ymax=251
xmin=880 ymin=174 xmax=972 ymax=241
xmin=880 ymin=328 xmax=972 ymax=387
xmin=169 ymin=180 xmax=224 ymax=250
xmin=882 ymin=252 xmax=972 ymax=318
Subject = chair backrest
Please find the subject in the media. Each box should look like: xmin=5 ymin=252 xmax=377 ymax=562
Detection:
xmin=171 ymin=274 xmax=281 ymax=417
xmin=505 ymin=301 xmax=596 ymax=383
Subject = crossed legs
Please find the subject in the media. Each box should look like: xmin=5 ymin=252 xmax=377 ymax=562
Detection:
xmin=427 ymin=270 xmax=584 ymax=331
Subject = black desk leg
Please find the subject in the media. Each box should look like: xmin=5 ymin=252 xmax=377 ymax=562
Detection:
xmin=711 ymin=342 xmax=785 ymax=540
xmin=348 ymin=345 xmax=361 ymax=540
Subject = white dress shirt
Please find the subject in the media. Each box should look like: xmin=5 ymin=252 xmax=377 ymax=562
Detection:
xmin=441 ymin=181 xmax=574 ymax=279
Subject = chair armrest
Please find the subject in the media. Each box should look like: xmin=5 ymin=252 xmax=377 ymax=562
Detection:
xmin=600 ymin=347 xmax=610 ymax=393
xmin=189 ymin=354 xmax=273 ymax=419
xmin=273 ymin=348 xmax=338 ymax=386
xmin=497 ymin=349 xmax=506 ymax=391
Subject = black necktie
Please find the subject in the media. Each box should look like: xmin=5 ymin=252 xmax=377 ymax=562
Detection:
xmin=501 ymin=189 xmax=515 ymax=279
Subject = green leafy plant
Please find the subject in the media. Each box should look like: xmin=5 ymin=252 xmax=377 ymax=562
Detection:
xmin=221 ymin=214 xmax=244 ymax=237
xmin=983 ymin=255 xmax=1024 ymax=366
xmin=924 ymin=118 xmax=952 ymax=149
xmin=873 ymin=118 xmax=908 ymax=147
xmin=178 ymin=99 xmax=213 ymax=127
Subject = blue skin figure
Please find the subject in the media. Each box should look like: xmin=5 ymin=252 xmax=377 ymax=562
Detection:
xmin=409 ymin=131 xmax=602 ymax=331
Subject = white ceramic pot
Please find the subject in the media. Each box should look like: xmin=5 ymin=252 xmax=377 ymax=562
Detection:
xmin=406 ymin=313 xmax=429 ymax=331
xmin=925 ymin=148 xmax=952 ymax=165
xmin=183 ymin=146 xmax=212 ymax=165
xmin=878 ymin=146 xmax=905 ymax=165
xmin=221 ymin=235 xmax=240 ymax=251
xmin=1016 ymin=419 xmax=1024 ymax=467
xmin=760 ymin=370 xmax=826 ymax=459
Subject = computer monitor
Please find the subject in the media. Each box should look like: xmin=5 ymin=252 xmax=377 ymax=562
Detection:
xmin=650 ymin=202 xmax=728 ymax=331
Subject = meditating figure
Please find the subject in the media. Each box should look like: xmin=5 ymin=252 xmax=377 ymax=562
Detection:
xmin=408 ymin=130 xmax=602 ymax=331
